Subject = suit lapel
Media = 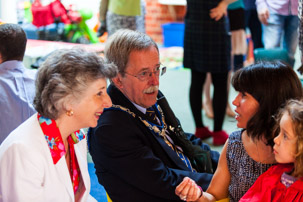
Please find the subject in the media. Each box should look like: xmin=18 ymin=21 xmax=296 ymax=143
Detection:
xmin=34 ymin=114 xmax=74 ymax=200
xmin=151 ymin=131 xmax=191 ymax=171
xmin=74 ymin=140 xmax=89 ymax=195
xmin=55 ymin=158 xmax=74 ymax=201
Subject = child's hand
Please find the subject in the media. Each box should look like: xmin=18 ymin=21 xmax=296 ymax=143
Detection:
xmin=175 ymin=177 xmax=203 ymax=201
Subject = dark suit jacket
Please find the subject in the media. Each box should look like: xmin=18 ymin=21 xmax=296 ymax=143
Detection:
xmin=88 ymin=84 xmax=219 ymax=202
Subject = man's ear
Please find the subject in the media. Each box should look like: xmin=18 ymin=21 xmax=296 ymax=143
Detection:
xmin=112 ymin=74 xmax=123 ymax=89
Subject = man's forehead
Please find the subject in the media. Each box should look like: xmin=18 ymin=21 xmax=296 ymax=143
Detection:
xmin=126 ymin=47 xmax=159 ymax=68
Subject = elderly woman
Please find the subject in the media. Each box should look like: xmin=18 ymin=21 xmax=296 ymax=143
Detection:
xmin=0 ymin=48 xmax=117 ymax=201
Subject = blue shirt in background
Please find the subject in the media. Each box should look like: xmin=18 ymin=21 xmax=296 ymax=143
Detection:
xmin=0 ymin=60 xmax=36 ymax=144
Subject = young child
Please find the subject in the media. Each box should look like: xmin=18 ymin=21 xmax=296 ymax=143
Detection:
xmin=240 ymin=99 xmax=303 ymax=201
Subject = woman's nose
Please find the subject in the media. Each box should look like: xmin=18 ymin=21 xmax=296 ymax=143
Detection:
xmin=232 ymin=94 xmax=240 ymax=106
xmin=103 ymin=93 xmax=112 ymax=108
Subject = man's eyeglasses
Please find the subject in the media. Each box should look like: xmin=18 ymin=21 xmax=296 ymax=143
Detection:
xmin=124 ymin=66 xmax=167 ymax=81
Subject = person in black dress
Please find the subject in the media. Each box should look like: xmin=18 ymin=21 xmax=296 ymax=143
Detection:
xmin=183 ymin=0 xmax=234 ymax=145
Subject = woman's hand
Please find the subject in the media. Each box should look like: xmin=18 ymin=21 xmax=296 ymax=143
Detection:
xmin=209 ymin=1 xmax=228 ymax=21
xmin=175 ymin=177 xmax=202 ymax=201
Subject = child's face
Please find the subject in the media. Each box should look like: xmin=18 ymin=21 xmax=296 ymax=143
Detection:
xmin=273 ymin=112 xmax=297 ymax=164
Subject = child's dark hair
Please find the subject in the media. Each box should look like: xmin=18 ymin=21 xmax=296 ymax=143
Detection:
xmin=232 ymin=61 xmax=303 ymax=146
xmin=274 ymin=99 xmax=303 ymax=178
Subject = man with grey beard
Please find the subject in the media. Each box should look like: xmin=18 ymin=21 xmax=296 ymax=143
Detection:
xmin=88 ymin=29 xmax=219 ymax=202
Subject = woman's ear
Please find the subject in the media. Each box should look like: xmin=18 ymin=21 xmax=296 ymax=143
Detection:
xmin=62 ymin=95 xmax=75 ymax=114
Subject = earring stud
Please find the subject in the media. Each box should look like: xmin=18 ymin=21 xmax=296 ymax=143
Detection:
xmin=66 ymin=110 xmax=74 ymax=116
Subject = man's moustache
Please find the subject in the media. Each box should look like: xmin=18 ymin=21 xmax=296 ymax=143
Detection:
xmin=143 ymin=85 xmax=159 ymax=93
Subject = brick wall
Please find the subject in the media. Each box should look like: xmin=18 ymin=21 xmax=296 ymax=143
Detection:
xmin=145 ymin=0 xmax=186 ymax=44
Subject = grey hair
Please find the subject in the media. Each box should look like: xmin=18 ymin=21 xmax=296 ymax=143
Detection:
xmin=104 ymin=29 xmax=159 ymax=75
xmin=33 ymin=48 xmax=118 ymax=120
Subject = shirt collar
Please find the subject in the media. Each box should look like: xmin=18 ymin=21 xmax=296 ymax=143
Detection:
xmin=131 ymin=101 xmax=147 ymax=114
xmin=37 ymin=114 xmax=85 ymax=164
xmin=0 ymin=60 xmax=25 ymax=73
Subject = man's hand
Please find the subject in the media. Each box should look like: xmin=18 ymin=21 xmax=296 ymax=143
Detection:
xmin=175 ymin=177 xmax=202 ymax=201
xmin=258 ymin=8 xmax=270 ymax=25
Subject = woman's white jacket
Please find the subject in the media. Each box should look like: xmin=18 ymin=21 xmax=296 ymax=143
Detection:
xmin=0 ymin=114 xmax=96 ymax=202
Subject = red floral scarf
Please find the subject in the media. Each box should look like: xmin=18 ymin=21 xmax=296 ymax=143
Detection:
xmin=38 ymin=113 xmax=85 ymax=194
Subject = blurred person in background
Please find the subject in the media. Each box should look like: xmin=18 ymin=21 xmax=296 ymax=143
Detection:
xmin=244 ymin=0 xmax=263 ymax=50
xmin=97 ymin=0 xmax=146 ymax=36
xmin=256 ymin=0 xmax=299 ymax=67
xmin=0 ymin=23 xmax=36 ymax=144
xmin=184 ymin=0 xmax=236 ymax=145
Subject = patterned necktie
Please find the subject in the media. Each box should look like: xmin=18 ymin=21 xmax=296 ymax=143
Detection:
xmin=146 ymin=107 xmax=158 ymax=124
xmin=146 ymin=107 xmax=194 ymax=171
